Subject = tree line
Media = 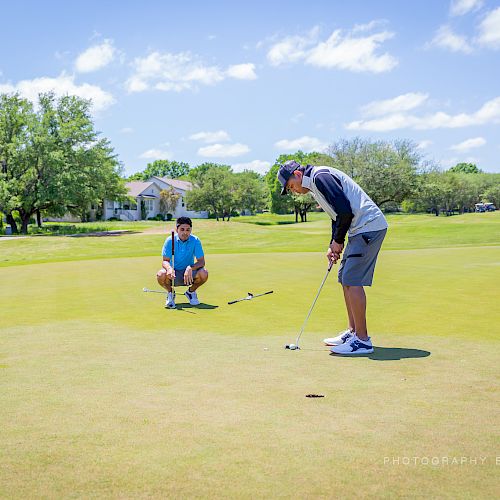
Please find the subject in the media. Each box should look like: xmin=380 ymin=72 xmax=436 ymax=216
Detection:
xmin=2 ymin=91 xmax=499 ymax=233
xmin=133 ymin=143 xmax=499 ymax=221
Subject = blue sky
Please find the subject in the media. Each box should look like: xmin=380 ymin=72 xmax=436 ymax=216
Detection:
xmin=1 ymin=0 xmax=499 ymax=175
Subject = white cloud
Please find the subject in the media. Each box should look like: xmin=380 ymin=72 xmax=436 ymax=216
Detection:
xmin=126 ymin=51 xmax=256 ymax=93
xmin=198 ymin=143 xmax=250 ymax=158
xmin=306 ymin=30 xmax=397 ymax=73
xmin=346 ymin=96 xmax=500 ymax=131
xmin=120 ymin=127 xmax=134 ymax=134
xmin=428 ymin=25 xmax=473 ymax=53
xmin=361 ymin=92 xmax=429 ymax=117
xmin=477 ymin=7 xmax=500 ymax=48
xmin=225 ymin=63 xmax=257 ymax=80
xmin=126 ymin=52 xmax=223 ymax=92
xmin=274 ymin=135 xmax=327 ymax=152
xmin=189 ymin=130 xmax=230 ymax=143
xmin=232 ymin=160 xmax=271 ymax=174
xmin=267 ymin=27 xmax=320 ymax=66
xmin=267 ymin=25 xmax=397 ymax=73
xmin=0 ymin=73 xmax=115 ymax=113
xmin=75 ymin=39 xmax=116 ymax=73
xmin=450 ymin=136 xmax=486 ymax=151
xmin=450 ymin=0 xmax=483 ymax=16
xmin=417 ymin=140 xmax=433 ymax=149
xmin=139 ymin=148 xmax=173 ymax=160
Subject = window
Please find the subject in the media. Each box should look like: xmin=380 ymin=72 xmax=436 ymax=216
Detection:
xmin=106 ymin=201 xmax=114 ymax=209
xmin=145 ymin=199 xmax=154 ymax=211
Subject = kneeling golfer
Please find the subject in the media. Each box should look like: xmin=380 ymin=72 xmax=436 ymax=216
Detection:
xmin=157 ymin=217 xmax=208 ymax=308
xmin=278 ymin=160 xmax=387 ymax=355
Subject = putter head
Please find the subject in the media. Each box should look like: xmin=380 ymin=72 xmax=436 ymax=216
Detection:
xmin=247 ymin=292 xmax=254 ymax=298
xmin=285 ymin=344 xmax=300 ymax=350
xmin=142 ymin=287 xmax=147 ymax=292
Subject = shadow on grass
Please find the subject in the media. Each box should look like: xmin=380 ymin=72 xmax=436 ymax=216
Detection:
xmin=175 ymin=303 xmax=219 ymax=311
xmin=68 ymin=230 xmax=139 ymax=237
xmin=369 ymin=347 xmax=431 ymax=361
xmin=331 ymin=347 xmax=431 ymax=361
xmin=236 ymin=220 xmax=298 ymax=226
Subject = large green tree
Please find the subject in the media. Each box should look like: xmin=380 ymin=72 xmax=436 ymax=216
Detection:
xmin=327 ymin=138 xmax=420 ymax=207
xmin=0 ymin=92 xmax=125 ymax=233
xmin=233 ymin=170 xmax=268 ymax=214
xmin=129 ymin=159 xmax=190 ymax=180
xmin=0 ymin=94 xmax=32 ymax=233
xmin=186 ymin=163 xmax=233 ymax=220
xmin=186 ymin=164 xmax=268 ymax=220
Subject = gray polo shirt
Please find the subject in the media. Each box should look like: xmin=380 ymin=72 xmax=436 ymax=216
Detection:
xmin=302 ymin=166 xmax=388 ymax=241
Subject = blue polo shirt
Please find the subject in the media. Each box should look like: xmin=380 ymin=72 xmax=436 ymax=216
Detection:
xmin=162 ymin=234 xmax=204 ymax=270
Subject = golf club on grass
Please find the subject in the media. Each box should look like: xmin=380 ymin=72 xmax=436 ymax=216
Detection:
xmin=143 ymin=287 xmax=168 ymax=294
xmin=285 ymin=261 xmax=333 ymax=350
xmin=228 ymin=290 xmax=273 ymax=305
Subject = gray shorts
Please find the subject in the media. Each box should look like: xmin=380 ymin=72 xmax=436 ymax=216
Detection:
xmin=338 ymin=229 xmax=387 ymax=286
xmin=159 ymin=267 xmax=203 ymax=287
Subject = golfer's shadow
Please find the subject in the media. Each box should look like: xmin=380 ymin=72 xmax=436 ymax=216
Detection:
xmin=331 ymin=347 xmax=430 ymax=361
xmin=176 ymin=302 xmax=219 ymax=312
xmin=370 ymin=347 xmax=430 ymax=360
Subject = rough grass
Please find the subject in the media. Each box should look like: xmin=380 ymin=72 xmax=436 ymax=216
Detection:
xmin=0 ymin=215 xmax=499 ymax=498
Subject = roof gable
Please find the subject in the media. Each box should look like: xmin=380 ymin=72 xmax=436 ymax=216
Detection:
xmin=125 ymin=181 xmax=162 ymax=197
xmin=150 ymin=176 xmax=193 ymax=191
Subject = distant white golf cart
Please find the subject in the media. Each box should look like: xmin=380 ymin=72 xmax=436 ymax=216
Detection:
xmin=475 ymin=203 xmax=497 ymax=212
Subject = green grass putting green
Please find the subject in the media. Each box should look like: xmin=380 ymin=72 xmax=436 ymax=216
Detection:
xmin=0 ymin=213 xmax=499 ymax=498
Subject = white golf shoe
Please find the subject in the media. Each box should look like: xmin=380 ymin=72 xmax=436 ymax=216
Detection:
xmin=323 ymin=329 xmax=354 ymax=346
xmin=330 ymin=335 xmax=374 ymax=355
xmin=184 ymin=289 xmax=200 ymax=306
xmin=165 ymin=291 xmax=176 ymax=309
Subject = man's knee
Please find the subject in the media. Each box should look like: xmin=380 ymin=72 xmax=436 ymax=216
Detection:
xmin=197 ymin=269 xmax=208 ymax=283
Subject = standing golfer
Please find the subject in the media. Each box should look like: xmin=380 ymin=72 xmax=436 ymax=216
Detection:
xmin=157 ymin=216 xmax=208 ymax=309
xmin=278 ymin=160 xmax=387 ymax=355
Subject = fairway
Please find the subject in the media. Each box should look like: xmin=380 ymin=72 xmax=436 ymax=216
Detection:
xmin=1 ymin=214 xmax=499 ymax=498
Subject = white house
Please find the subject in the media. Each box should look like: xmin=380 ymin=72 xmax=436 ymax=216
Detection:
xmin=102 ymin=177 xmax=208 ymax=221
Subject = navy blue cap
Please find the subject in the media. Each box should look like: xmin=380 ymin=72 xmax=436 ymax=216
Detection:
xmin=277 ymin=160 xmax=301 ymax=195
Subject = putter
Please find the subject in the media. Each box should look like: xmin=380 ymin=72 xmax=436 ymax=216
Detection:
xmin=228 ymin=290 xmax=273 ymax=305
xmin=285 ymin=261 xmax=333 ymax=350
xmin=170 ymin=230 xmax=176 ymax=303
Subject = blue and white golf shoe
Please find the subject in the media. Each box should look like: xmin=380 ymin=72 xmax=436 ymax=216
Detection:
xmin=330 ymin=335 xmax=374 ymax=355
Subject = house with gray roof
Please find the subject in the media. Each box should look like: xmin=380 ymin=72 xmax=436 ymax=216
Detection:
xmin=103 ymin=177 xmax=208 ymax=221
